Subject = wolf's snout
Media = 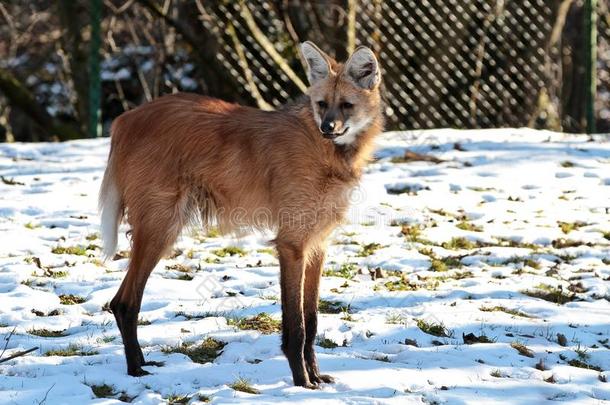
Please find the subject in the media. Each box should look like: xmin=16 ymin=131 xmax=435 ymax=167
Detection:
xmin=320 ymin=120 xmax=336 ymax=134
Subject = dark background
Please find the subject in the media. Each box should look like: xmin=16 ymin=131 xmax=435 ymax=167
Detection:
xmin=0 ymin=0 xmax=608 ymax=142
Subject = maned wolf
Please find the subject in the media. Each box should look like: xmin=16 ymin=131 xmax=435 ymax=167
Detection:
xmin=99 ymin=41 xmax=384 ymax=388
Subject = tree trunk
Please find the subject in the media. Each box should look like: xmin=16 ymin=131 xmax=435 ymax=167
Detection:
xmin=561 ymin=2 xmax=587 ymax=132
xmin=58 ymin=0 xmax=90 ymax=134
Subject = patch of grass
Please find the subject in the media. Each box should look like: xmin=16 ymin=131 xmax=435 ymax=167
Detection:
xmin=560 ymin=161 xmax=575 ymax=168
xmin=496 ymin=237 xmax=539 ymax=250
xmin=416 ymin=319 xmax=451 ymax=337
xmin=24 ymin=222 xmax=40 ymax=229
xmin=85 ymin=233 xmax=99 ymax=241
xmin=510 ymin=341 xmax=534 ymax=358
xmin=165 ymin=394 xmax=190 ymax=404
xmin=21 ymin=278 xmax=46 ymax=288
xmin=439 ymin=270 xmax=473 ymax=280
xmin=29 ymin=328 xmax=66 ymax=337
xmin=203 ymin=256 xmax=220 ymax=264
xmin=522 ymin=284 xmax=575 ymax=305
xmin=52 ymin=245 xmax=98 ymax=256
xmin=256 ymin=248 xmax=276 ymax=256
xmin=319 ymin=300 xmax=349 ymax=314
xmin=568 ymin=359 xmax=602 ymax=372
xmin=317 ymin=337 xmax=339 ymax=349
xmin=400 ymin=224 xmax=423 ymax=242
xmin=138 ymin=318 xmax=151 ymax=326
xmin=166 ymin=263 xmax=191 ymax=272
xmin=91 ymin=384 xmax=115 ymax=398
xmin=558 ymin=221 xmax=586 ymax=234
xmin=174 ymin=311 xmax=213 ymax=320
xmin=574 ymin=344 xmax=590 ymax=361
xmin=162 ymin=337 xmax=226 ymax=363
xmin=456 ymin=221 xmax=483 ymax=232
xmin=97 ymin=335 xmax=116 ymax=344
xmin=229 ymin=377 xmax=260 ymax=395
xmin=386 ymin=313 xmax=406 ymax=324
xmin=523 ymin=258 xmax=541 ymax=269
xmin=59 ymin=294 xmax=86 ymax=305
xmin=228 ymin=313 xmax=281 ymax=334
xmin=197 ymin=394 xmax=211 ymax=402
xmin=381 ymin=272 xmax=439 ymax=291
xmin=429 ymin=256 xmax=462 ymax=272
xmin=357 ymin=242 xmax=383 ymax=257
xmin=602 ymin=231 xmax=610 ymax=241
xmin=323 ymin=263 xmax=357 ymax=279
xmin=428 ymin=208 xmax=457 ymax=218
xmin=441 ymin=237 xmax=477 ymax=250
xmin=340 ymin=308 xmax=354 ymax=321
xmin=52 ymin=245 xmax=87 ymax=255
xmin=418 ymin=247 xmax=434 ymax=257
xmin=212 ymin=246 xmax=246 ymax=257
xmin=480 ymin=306 xmax=533 ymax=318
xmin=490 ymin=369 xmax=503 ymax=378
xmin=383 ymin=276 xmax=417 ymax=291
xmin=45 ymin=344 xmax=98 ymax=356
xmin=551 ymin=239 xmax=588 ymax=249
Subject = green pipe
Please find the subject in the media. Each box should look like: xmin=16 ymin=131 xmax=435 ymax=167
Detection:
xmin=88 ymin=0 xmax=102 ymax=137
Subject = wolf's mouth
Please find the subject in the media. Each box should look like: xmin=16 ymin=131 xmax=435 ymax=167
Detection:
xmin=322 ymin=127 xmax=349 ymax=140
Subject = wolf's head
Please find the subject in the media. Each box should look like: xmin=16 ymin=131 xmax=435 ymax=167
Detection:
xmin=300 ymin=41 xmax=382 ymax=145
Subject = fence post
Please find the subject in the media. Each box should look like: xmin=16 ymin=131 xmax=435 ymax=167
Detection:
xmin=88 ymin=0 xmax=102 ymax=137
xmin=584 ymin=0 xmax=597 ymax=134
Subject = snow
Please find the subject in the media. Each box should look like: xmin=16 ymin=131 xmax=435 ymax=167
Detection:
xmin=0 ymin=128 xmax=609 ymax=404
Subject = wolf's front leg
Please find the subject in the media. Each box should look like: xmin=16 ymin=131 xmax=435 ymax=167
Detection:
xmin=277 ymin=240 xmax=317 ymax=388
xmin=303 ymin=247 xmax=335 ymax=384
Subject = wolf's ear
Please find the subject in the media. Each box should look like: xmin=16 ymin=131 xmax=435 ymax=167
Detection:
xmin=300 ymin=41 xmax=332 ymax=85
xmin=345 ymin=46 xmax=381 ymax=90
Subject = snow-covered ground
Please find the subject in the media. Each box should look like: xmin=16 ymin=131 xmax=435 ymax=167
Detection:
xmin=0 ymin=129 xmax=609 ymax=405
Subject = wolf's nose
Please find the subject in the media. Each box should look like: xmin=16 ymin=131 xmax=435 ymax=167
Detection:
xmin=320 ymin=120 xmax=335 ymax=134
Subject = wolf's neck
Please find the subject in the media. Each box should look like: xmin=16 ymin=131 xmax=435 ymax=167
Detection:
xmin=336 ymin=113 xmax=384 ymax=174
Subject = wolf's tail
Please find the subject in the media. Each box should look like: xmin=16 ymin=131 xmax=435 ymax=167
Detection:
xmin=99 ymin=145 xmax=123 ymax=261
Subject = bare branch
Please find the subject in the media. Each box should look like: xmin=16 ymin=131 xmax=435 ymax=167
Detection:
xmin=346 ymin=0 xmax=357 ymax=54
xmin=226 ymin=21 xmax=273 ymax=110
xmin=238 ymin=1 xmax=307 ymax=92
xmin=0 ymin=347 xmax=39 ymax=364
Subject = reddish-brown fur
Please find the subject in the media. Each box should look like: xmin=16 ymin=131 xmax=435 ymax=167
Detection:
xmin=100 ymin=44 xmax=383 ymax=388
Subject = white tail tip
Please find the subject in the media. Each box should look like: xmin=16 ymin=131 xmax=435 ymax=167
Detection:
xmin=99 ymin=172 xmax=121 ymax=261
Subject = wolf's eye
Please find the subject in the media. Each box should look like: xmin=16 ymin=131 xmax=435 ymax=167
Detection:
xmin=341 ymin=102 xmax=354 ymax=109
xmin=317 ymin=100 xmax=328 ymax=109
